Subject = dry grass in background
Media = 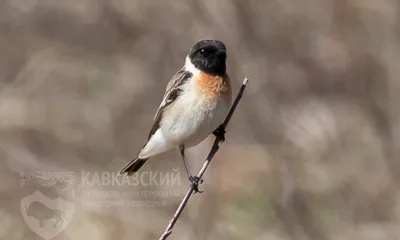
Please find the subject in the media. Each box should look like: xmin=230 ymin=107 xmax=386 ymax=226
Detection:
xmin=1 ymin=0 xmax=400 ymax=239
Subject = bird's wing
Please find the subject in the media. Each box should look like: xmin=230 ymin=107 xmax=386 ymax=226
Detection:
xmin=147 ymin=68 xmax=192 ymax=140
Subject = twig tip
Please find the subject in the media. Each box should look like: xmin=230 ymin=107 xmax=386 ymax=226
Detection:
xmin=243 ymin=77 xmax=249 ymax=85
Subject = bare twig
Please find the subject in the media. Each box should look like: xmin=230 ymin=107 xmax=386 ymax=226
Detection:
xmin=159 ymin=77 xmax=249 ymax=240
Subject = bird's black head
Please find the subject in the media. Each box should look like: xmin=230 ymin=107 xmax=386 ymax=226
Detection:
xmin=188 ymin=40 xmax=227 ymax=76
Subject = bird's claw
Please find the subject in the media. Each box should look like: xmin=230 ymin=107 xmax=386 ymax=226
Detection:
xmin=213 ymin=124 xmax=226 ymax=143
xmin=189 ymin=176 xmax=203 ymax=194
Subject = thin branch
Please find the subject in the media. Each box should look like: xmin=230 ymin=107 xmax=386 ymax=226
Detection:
xmin=159 ymin=77 xmax=249 ymax=240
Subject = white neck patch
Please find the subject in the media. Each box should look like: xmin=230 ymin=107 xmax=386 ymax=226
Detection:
xmin=184 ymin=55 xmax=201 ymax=75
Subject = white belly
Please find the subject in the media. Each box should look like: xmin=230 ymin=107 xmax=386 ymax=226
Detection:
xmin=160 ymin=84 xmax=229 ymax=147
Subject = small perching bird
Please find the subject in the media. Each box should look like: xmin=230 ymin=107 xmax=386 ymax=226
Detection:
xmin=119 ymin=40 xmax=232 ymax=192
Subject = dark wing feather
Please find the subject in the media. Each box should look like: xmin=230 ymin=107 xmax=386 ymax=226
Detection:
xmin=147 ymin=68 xmax=192 ymax=140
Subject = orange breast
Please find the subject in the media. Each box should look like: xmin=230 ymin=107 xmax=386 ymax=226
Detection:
xmin=194 ymin=72 xmax=232 ymax=102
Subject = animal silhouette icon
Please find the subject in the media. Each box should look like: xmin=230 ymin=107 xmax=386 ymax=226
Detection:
xmin=26 ymin=201 xmax=65 ymax=228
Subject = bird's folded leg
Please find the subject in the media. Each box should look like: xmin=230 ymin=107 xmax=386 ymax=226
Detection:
xmin=213 ymin=124 xmax=226 ymax=143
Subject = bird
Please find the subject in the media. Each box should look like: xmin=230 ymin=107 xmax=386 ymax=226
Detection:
xmin=119 ymin=40 xmax=232 ymax=193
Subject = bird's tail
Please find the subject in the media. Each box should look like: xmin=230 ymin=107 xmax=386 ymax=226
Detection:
xmin=119 ymin=157 xmax=148 ymax=176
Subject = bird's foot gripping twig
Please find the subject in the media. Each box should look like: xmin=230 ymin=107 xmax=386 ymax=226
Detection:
xmin=189 ymin=176 xmax=204 ymax=194
xmin=213 ymin=124 xmax=226 ymax=143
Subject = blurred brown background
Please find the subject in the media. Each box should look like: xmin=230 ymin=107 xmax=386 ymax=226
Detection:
xmin=1 ymin=0 xmax=400 ymax=239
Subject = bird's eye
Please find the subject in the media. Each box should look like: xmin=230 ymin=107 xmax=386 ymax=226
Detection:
xmin=200 ymin=49 xmax=206 ymax=55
